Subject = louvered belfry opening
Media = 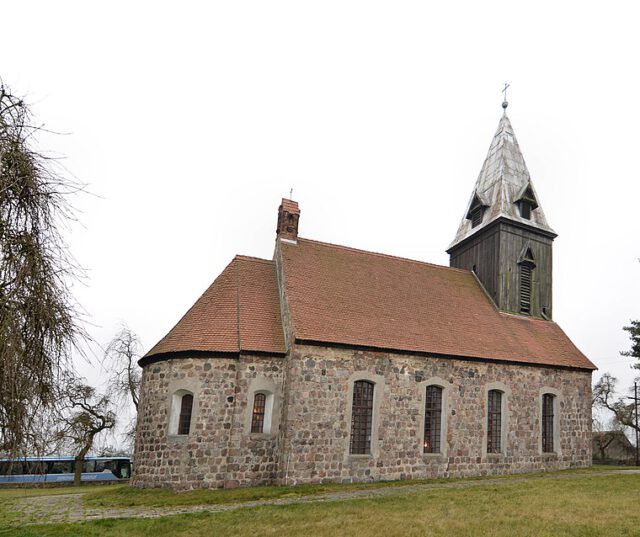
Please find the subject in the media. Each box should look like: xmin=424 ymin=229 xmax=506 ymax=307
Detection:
xmin=424 ymin=385 xmax=443 ymax=453
xmin=178 ymin=394 xmax=194 ymax=435
xmin=251 ymin=393 xmax=267 ymax=433
xmin=542 ymin=394 xmax=555 ymax=453
xmin=487 ymin=390 xmax=502 ymax=453
xmin=471 ymin=207 xmax=483 ymax=228
xmin=519 ymin=263 xmax=532 ymax=314
xmin=350 ymin=381 xmax=374 ymax=455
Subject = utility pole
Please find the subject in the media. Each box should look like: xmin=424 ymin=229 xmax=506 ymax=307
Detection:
xmin=624 ymin=384 xmax=640 ymax=466
xmin=633 ymin=382 xmax=640 ymax=466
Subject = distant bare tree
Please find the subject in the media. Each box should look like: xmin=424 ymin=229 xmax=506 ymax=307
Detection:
xmin=56 ymin=374 xmax=116 ymax=486
xmin=0 ymin=82 xmax=85 ymax=455
xmin=593 ymin=373 xmax=638 ymax=434
xmin=103 ymin=326 xmax=142 ymax=450
xmin=592 ymin=417 xmax=624 ymax=461
xmin=103 ymin=326 xmax=142 ymax=411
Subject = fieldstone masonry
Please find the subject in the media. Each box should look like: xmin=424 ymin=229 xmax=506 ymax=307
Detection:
xmin=134 ymin=356 xmax=285 ymax=489
xmin=134 ymin=345 xmax=591 ymax=490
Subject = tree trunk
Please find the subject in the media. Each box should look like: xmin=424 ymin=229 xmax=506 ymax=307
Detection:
xmin=74 ymin=445 xmax=91 ymax=486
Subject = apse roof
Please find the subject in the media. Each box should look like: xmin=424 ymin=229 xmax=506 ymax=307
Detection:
xmin=144 ymin=256 xmax=286 ymax=359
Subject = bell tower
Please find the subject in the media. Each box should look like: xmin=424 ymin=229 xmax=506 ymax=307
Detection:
xmin=447 ymin=111 xmax=557 ymax=319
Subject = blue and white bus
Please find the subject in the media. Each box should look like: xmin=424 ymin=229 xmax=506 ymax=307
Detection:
xmin=0 ymin=456 xmax=132 ymax=484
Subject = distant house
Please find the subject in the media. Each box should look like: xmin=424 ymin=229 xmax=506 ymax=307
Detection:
xmin=593 ymin=431 xmax=635 ymax=463
xmin=133 ymin=110 xmax=596 ymax=490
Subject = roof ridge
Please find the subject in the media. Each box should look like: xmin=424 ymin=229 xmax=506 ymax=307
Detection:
xmin=295 ymin=237 xmax=472 ymax=274
xmin=234 ymin=255 xmax=274 ymax=265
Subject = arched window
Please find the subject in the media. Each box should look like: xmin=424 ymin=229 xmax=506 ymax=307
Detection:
xmin=424 ymin=385 xmax=443 ymax=453
xmin=177 ymin=393 xmax=193 ymax=435
xmin=487 ymin=389 xmax=502 ymax=453
xmin=251 ymin=393 xmax=267 ymax=433
xmin=542 ymin=393 xmax=555 ymax=453
xmin=350 ymin=380 xmax=374 ymax=455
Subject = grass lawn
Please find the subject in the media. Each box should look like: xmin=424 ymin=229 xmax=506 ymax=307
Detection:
xmin=81 ymin=464 xmax=622 ymax=509
xmin=0 ymin=467 xmax=637 ymax=536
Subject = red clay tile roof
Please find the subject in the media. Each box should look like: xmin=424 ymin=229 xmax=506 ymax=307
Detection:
xmin=280 ymin=238 xmax=595 ymax=370
xmin=145 ymin=256 xmax=286 ymax=358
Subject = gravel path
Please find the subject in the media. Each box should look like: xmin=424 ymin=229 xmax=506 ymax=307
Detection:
xmin=12 ymin=469 xmax=640 ymax=526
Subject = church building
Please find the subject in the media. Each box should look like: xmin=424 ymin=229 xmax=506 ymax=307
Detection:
xmin=133 ymin=111 xmax=595 ymax=490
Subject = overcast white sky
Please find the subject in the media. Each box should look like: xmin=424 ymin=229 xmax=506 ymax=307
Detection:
xmin=3 ymin=2 xmax=640 ymax=416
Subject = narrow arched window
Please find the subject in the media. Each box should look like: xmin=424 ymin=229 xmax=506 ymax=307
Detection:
xmin=487 ymin=390 xmax=502 ymax=453
xmin=424 ymin=385 xmax=443 ymax=453
xmin=350 ymin=380 xmax=374 ymax=455
xmin=177 ymin=393 xmax=193 ymax=435
xmin=542 ymin=394 xmax=555 ymax=453
xmin=251 ymin=393 xmax=267 ymax=433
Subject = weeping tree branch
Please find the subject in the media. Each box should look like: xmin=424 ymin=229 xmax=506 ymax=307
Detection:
xmin=0 ymin=81 xmax=86 ymax=455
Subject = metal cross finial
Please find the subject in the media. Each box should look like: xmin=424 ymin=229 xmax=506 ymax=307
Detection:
xmin=502 ymin=83 xmax=510 ymax=111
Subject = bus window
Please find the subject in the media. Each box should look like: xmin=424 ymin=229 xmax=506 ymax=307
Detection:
xmin=83 ymin=460 xmax=95 ymax=473
xmin=26 ymin=461 xmax=47 ymax=475
xmin=116 ymin=460 xmax=131 ymax=479
xmin=48 ymin=461 xmax=73 ymax=474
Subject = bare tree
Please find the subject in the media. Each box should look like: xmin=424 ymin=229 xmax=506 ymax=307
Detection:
xmin=0 ymin=82 xmax=85 ymax=455
xmin=593 ymin=373 xmax=638 ymax=433
xmin=592 ymin=417 xmax=624 ymax=461
xmin=103 ymin=326 xmax=142 ymax=451
xmin=103 ymin=326 xmax=142 ymax=411
xmin=56 ymin=374 xmax=116 ymax=486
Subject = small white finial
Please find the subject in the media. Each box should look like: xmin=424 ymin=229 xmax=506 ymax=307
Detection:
xmin=502 ymin=83 xmax=510 ymax=110
xmin=289 ymin=188 xmax=293 ymax=199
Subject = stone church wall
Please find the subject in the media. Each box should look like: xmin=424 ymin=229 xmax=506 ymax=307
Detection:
xmin=133 ymin=346 xmax=591 ymax=489
xmin=279 ymin=344 xmax=592 ymax=485
xmin=133 ymin=354 xmax=285 ymax=490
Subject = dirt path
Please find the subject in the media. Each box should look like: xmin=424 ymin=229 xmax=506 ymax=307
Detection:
xmin=13 ymin=469 xmax=640 ymax=526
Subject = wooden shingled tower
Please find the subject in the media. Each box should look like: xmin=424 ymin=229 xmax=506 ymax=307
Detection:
xmin=447 ymin=112 xmax=557 ymax=319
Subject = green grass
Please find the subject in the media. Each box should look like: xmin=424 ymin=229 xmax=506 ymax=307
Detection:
xmin=0 ymin=467 xmax=634 ymax=536
xmin=0 ymin=484 xmax=113 ymax=501
xmin=2 ymin=472 xmax=640 ymax=537
xmin=81 ymin=464 xmax=624 ymax=509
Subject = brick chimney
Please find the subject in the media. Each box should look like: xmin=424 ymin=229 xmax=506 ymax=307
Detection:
xmin=276 ymin=198 xmax=300 ymax=242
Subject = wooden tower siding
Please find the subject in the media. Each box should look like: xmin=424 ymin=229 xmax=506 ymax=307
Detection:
xmin=449 ymin=219 xmax=554 ymax=319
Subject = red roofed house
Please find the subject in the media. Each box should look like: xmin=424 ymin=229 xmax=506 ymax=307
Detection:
xmin=133 ymin=112 xmax=595 ymax=490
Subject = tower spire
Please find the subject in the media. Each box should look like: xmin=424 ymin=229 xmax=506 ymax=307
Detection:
xmin=447 ymin=112 xmax=557 ymax=319
xmin=448 ymin=113 xmax=555 ymax=251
